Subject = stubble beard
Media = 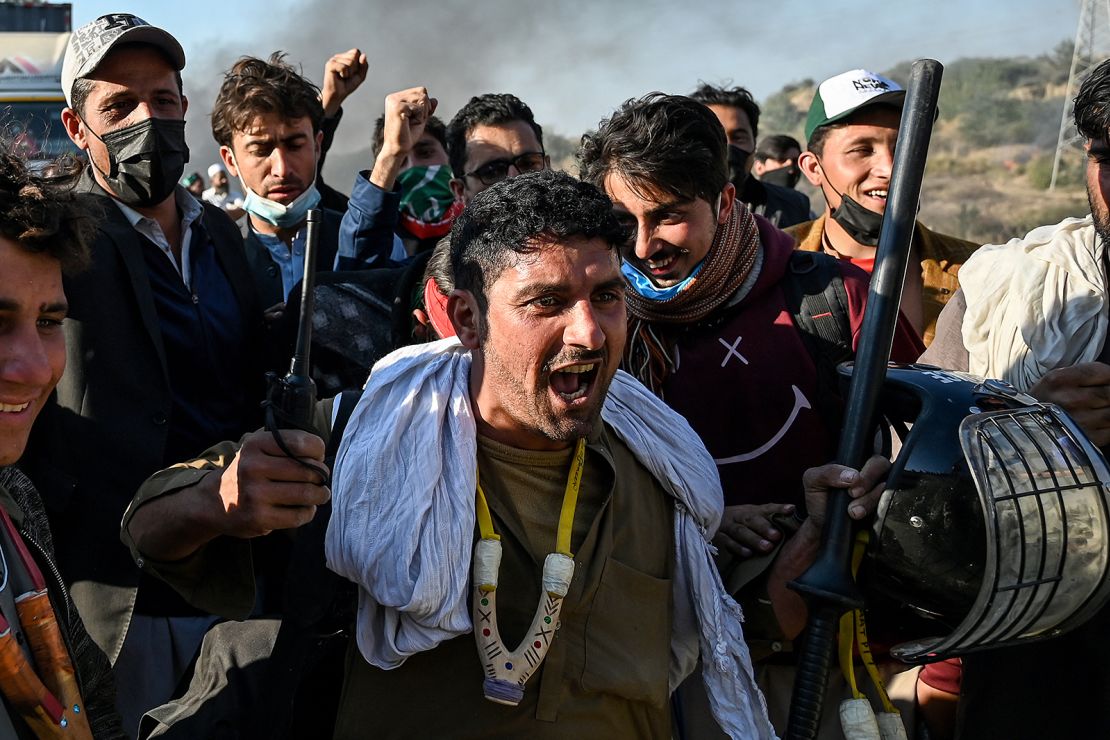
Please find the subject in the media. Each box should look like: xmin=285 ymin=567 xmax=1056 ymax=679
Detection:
xmin=1091 ymin=187 xmax=1110 ymax=256
xmin=482 ymin=337 xmax=614 ymax=445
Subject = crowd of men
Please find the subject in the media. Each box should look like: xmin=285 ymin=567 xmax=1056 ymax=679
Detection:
xmin=3 ymin=9 xmax=1110 ymax=740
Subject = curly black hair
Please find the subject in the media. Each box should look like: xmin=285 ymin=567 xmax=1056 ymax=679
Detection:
xmin=445 ymin=94 xmax=544 ymax=178
xmin=0 ymin=149 xmax=94 ymax=274
xmin=210 ymin=52 xmax=323 ymax=148
xmin=1075 ymin=58 xmax=1110 ymax=142
xmin=450 ymin=170 xmax=624 ymax=314
xmin=578 ymin=92 xmax=728 ymax=206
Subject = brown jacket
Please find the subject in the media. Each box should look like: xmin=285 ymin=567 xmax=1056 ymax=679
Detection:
xmin=787 ymin=213 xmax=978 ymax=346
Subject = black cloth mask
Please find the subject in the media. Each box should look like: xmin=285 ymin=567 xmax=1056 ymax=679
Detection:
xmin=86 ymin=118 xmax=189 ymax=208
xmin=760 ymin=164 xmax=801 ymax=189
xmin=727 ymin=144 xmax=753 ymax=191
xmin=831 ymin=194 xmax=884 ymax=247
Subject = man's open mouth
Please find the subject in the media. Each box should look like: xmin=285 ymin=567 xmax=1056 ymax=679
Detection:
xmin=549 ymin=362 xmax=600 ymax=402
xmin=0 ymin=401 xmax=31 ymax=414
xmin=644 ymin=252 xmax=679 ymax=276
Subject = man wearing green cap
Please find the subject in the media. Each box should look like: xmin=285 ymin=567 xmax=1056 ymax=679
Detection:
xmin=788 ymin=68 xmax=976 ymax=346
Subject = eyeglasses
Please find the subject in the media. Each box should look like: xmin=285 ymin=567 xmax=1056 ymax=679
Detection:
xmin=464 ymin=151 xmax=547 ymax=186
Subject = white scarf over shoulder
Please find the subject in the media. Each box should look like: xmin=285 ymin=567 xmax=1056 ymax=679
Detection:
xmin=960 ymin=216 xmax=1108 ymax=391
xmin=325 ymin=338 xmax=775 ymax=740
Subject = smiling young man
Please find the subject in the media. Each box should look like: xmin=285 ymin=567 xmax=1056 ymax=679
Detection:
xmin=789 ymin=68 xmax=977 ymax=345
xmin=446 ymin=93 xmax=550 ymax=207
xmin=212 ymin=54 xmax=400 ymax=324
xmin=579 ymin=92 xmax=922 ymax=737
xmin=0 ymin=149 xmax=127 ymax=739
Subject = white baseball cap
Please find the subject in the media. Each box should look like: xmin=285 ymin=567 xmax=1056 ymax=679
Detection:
xmin=804 ymin=69 xmax=905 ymax=142
xmin=62 ymin=13 xmax=185 ymax=108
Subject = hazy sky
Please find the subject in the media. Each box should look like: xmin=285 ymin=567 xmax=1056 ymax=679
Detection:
xmin=71 ymin=0 xmax=1083 ymax=174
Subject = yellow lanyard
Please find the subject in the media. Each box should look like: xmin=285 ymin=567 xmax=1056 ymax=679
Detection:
xmin=475 ymin=437 xmax=586 ymax=557
xmin=839 ymin=530 xmax=898 ymax=714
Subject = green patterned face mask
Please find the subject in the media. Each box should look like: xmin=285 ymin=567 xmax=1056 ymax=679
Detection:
xmin=398 ymin=165 xmax=459 ymax=239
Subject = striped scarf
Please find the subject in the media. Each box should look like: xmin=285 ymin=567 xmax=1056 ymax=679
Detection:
xmin=624 ymin=200 xmax=761 ymax=395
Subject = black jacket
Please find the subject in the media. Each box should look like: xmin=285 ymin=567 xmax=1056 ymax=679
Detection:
xmin=740 ymin=177 xmax=811 ymax=229
xmin=22 ymin=170 xmax=268 ymax=662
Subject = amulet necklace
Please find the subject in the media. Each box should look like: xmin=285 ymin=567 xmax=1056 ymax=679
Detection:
xmin=471 ymin=437 xmax=585 ymax=706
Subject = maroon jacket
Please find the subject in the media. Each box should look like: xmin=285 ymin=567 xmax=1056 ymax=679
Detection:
xmin=659 ymin=216 xmax=923 ymax=509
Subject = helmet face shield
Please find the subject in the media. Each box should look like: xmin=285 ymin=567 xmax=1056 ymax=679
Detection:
xmin=859 ymin=366 xmax=1110 ymax=663
xmin=890 ymin=404 xmax=1110 ymax=660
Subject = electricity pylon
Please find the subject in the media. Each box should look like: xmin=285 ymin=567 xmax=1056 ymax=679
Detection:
xmin=1050 ymin=0 xmax=1110 ymax=190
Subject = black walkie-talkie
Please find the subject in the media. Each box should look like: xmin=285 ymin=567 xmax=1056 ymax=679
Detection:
xmin=264 ymin=208 xmax=320 ymax=432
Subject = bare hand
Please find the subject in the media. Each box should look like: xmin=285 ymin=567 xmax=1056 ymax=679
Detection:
xmin=217 ymin=430 xmax=330 ymax=538
xmin=801 ymin=455 xmax=890 ymax=532
xmin=1030 ymin=362 xmax=1110 ymax=446
xmin=381 ymin=86 xmax=437 ymax=159
xmin=713 ymin=502 xmax=796 ymax=559
xmin=321 ymin=48 xmax=369 ymax=117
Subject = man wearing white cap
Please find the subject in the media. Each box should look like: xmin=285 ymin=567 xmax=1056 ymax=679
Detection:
xmin=201 ymin=162 xmax=244 ymax=220
xmin=788 ymin=69 xmax=976 ymax=346
xmin=22 ymin=12 xmax=275 ymax=733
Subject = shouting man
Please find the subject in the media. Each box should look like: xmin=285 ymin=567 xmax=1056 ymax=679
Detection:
xmin=324 ymin=170 xmax=887 ymax=738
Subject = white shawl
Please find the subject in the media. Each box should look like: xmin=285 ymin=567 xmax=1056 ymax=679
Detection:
xmin=325 ymin=338 xmax=776 ymax=740
xmin=960 ymin=215 xmax=1108 ymax=391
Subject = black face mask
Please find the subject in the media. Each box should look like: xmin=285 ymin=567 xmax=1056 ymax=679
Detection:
xmin=760 ymin=164 xmax=801 ymax=189
xmin=831 ymin=194 xmax=884 ymax=246
xmin=86 ymin=118 xmax=189 ymax=207
xmin=727 ymin=144 xmax=753 ymax=191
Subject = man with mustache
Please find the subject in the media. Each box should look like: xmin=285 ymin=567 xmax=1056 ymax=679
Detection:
xmin=123 ymin=170 xmax=887 ymax=737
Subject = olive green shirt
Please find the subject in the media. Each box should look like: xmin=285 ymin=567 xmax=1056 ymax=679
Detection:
xmin=333 ymin=425 xmax=675 ymax=739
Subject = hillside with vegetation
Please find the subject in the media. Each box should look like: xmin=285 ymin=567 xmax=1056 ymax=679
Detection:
xmin=756 ymin=42 xmax=1090 ymax=245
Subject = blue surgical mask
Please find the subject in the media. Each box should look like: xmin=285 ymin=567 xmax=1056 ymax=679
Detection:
xmin=621 ymin=260 xmax=705 ymax=301
xmin=233 ymin=154 xmax=321 ymax=228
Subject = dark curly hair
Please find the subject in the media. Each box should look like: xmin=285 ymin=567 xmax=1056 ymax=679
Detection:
xmin=450 ymin=170 xmax=624 ymax=315
xmin=445 ymin=94 xmax=544 ymax=178
xmin=1076 ymin=58 xmax=1110 ymax=142
xmin=689 ymin=82 xmax=761 ymax=140
xmin=0 ymin=149 xmax=94 ymax=274
xmin=578 ymin=93 xmax=728 ymax=206
xmin=210 ymin=52 xmax=324 ymax=148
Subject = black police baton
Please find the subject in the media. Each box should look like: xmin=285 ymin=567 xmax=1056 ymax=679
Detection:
xmin=784 ymin=59 xmax=944 ymax=740
xmin=264 ymin=208 xmax=321 ymax=432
